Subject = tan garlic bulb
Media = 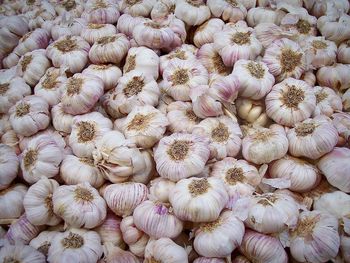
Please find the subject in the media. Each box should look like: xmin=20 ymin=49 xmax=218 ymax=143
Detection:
xmin=51 ymin=103 xmax=74 ymax=134
xmin=193 ymin=18 xmax=225 ymax=48
xmin=81 ymin=0 xmax=120 ymax=24
xmin=149 ymin=177 xmax=176 ymax=203
xmin=0 ymin=243 xmax=45 ymax=263
xmin=0 ymin=184 xmax=27 ymax=219
xmin=119 ymin=0 xmax=155 ymax=17
xmin=262 ymin=38 xmax=306 ymax=82
xmin=265 ymin=78 xmax=316 ymax=127
xmin=23 ymin=177 xmax=61 ymax=226
xmin=53 ymin=182 xmax=107 ymax=229
xmin=236 ymin=98 xmax=269 ymax=127
xmin=242 ymin=124 xmax=289 ymax=165
xmin=169 ymin=177 xmax=229 ymax=222
xmin=312 ymin=86 xmax=342 ymax=117
xmin=46 ymin=35 xmax=90 ymax=73
xmin=0 ymin=144 xmax=19 ymax=190
xmin=207 ymin=0 xmax=247 ymax=23
xmin=316 ymin=63 xmax=350 ymax=93
xmin=287 ymin=115 xmax=338 ymax=160
xmin=61 ymin=73 xmax=104 ymax=115
xmin=337 ymin=40 xmax=350 ymax=64
xmin=30 ymin=231 xmax=59 ymax=258
xmin=166 ymin=101 xmax=201 ymax=133
xmin=174 ymin=0 xmax=210 ymax=26
xmin=133 ymin=200 xmax=183 ymax=239
xmin=247 ymin=7 xmax=286 ymax=27
xmin=60 ymin=155 xmax=105 ymax=188
xmin=69 ymin=111 xmax=112 ymax=158
xmin=82 ymin=64 xmax=122 ymax=91
xmin=144 ymin=238 xmax=188 ymax=263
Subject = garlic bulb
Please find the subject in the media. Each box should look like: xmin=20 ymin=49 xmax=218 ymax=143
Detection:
xmin=69 ymin=111 xmax=112 ymax=158
xmin=266 ymin=78 xmax=316 ymax=127
xmin=337 ymin=40 xmax=350 ymax=64
xmin=240 ymin=229 xmax=288 ymax=263
xmin=82 ymin=64 xmax=122 ymax=91
xmin=316 ymin=63 xmax=350 ymax=92
xmin=269 ymin=155 xmax=321 ymax=192
xmin=144 ymin=238 xmax=188 ymax=263
xmin=193 ymin=18 xmax=225 ymax=48
xmin=81 ymin=23 xmax=117 ymax=45
xmin=233 ymin=59 xmax=274 ymax=100
xmin=0 ymin=243 xmax=45 ymax=263
xmin=46 ymin=35 xmax=90 ymax=73
xmin=34 ymin=67 xmax=68 ymax=107
xmin=23 ymin=177 xmax=61 ymax=226
xmin=81 ymin=0 xmax=120 ymax=24
xmin=102 ymin=70 xmax=160 ymax=118
xmin=317 ymin=147 xmax=350 ymax=193
xmin=117 ymin=105 xmax=169 ymax=149
xmin=192 ymin=116 xmax=242 ymax=160
xmin=60 ymin=155 xmax=105 ymax=188
xmin=1 ymin=77 xmax=31 ymax=114
xmin=247 ymin=7 xmax=286 ymax=27
xmin=236 ymin=98 xmax=269 ymax=127
xmin=166 ymin=101 xmax=201 ymax=133
xmin=343 ymin=89 xmax=350 ymax=112
xmin=120 ymin=216 xmax=149 ymax=257
xmin=119 ymin=0 xmax=156 ymax=17
xmin=306 ymin=0 xmax=349 ymax=18
xmin=0 ymin=144 xmax=18 ymax=190
xmin=0 ymin=184 xmax=27 ymax=219
xmin=317 ymin=14 xmax=350 ymax=44
xmin=53 ymin=182 xmax=107 ymax=228
xmin=263 ymin=38 xmax=306 ymax=81
xmin=194 ymin=258 xmax=226 ymax=263
xmin=151 ymin=0 xmax=176 ymax=19
xmin=154 ymin=132 xmax=210 ymax=182
xmin=331 ymin=112 xmax=350 ymax=144
xmin=117 ymin=14 xmax=146 ymax=38
xmin=287 ymin=115 xmax=338 ymax=160
xmin=51 ymin=17 xmax=87 ymax=41
xmin=312 ymin=86 xmax=342 ymax=117
xmin=16 ymin=49 xmax=50 ymax=87
xmin=1 ymin=129 xmax=20 ymax=155
xmin=9 ymin=95 xmax=50 ymax=137
xmin=289 ymin=210 xmax=340 ymax=263
xmin=0 ymin=114 xmax=11 ymax=137
xmin=213 ymin=25 xmax=262 ymax=67
xmin=30 ymin=231 xmax=59 ymax=257
xmin=149 ymin=177 xmax=176 ymax=203
xmin=61 ymin=73 xmax=104 ymax=115
xmin=104 ymin=183 xmax=148 ymax=217
xmin=174 ymin=0 xmax=210 ymax=26
xmin=208 ymin=0 xmax=248 ymax=23
xmin=99 ymin=244 xmax=141 ymax=263
xmin=51 ymin=103 xmax=74 ymax=134
xmin=20 ymin=135 xmax=63 ymax=184
xmin=194 ymin=210 xmax=244 ymax=257
xmin=0 ymin=27 xmax=20 ymax=57
xmin=242 ymin=124 xmax=288 ymax=165
xmin=169 ymin=177 xmax=229 ymax=222
xmin=133 ymin=200 xmax=183 ymax=239
xmin=48 ymin=228 xmax=103 ymax=263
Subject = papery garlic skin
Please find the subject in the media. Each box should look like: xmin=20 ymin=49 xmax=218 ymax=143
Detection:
xmin=287 ymin=115 xmax=338 ymax=160
xmin=194 ymin=210 xmax=245 ymax=258
xmin=317 ymin=147 xmax=350 ymax=193
xmin=51 ymin=17 xmax=87 ymax=40
xmin=0 ymin=184 xmax=27 ymax=219
xmin=61 ymin=73 xmax=104 ymax=115
xmin=240 ymin=230 xmax=288 ymax=263
xmin=174 ymin=0 xmax=210 ymax=26
xmin=312 ymin=86 xmax=342 ymax=117
xmin=154 ymin=132 xmax=210 ymax=182
xmin=23 ymin=178 xmax=61 ymax=226
xmin=269 ymin=155 xmax=321 ymax=192
xmin=51 ymin=103 xmax=74 ymax=134
xmin=53 ymin=182 xmax=107 ymax=229
xmin=208 ymin=0 xmax=247 ymax=23
xmin=166 ymin=101 xmax=201 ymax=133
xmin=337 ymin=41 xmax=350 ymax=64
xmin=193 ymin=18 xmax=225 ymax=48
xmin=316 ymin=63 xmax=350 ymax=93
xmin=151 ymin=0 xmax=176 ymax=19
xmin=242 ymin=124 xmax=288 ymax=165
xmin=247 ymin=7 xmax=286 ymax=27
xmin=144 ymin=238 xmax=188 ymax=263
xmin=236 ymin=98 xmax=269 ymax=127
xmin=169 ymin=177 xmax=229 ymax=222
xmin=317 ymin=14 xmax=350 ymax=45
xmin=46 ymin=35 xmax=90 ymax=73
xmin=266 ymin=78 xmax=316 ymax=127
xmin=290 ymin=210 xmax=340 ymax=263
xmin=263 ymin=38 xmax=306 ymax=82
xmin=104 ymin=183 xmax=148 ymax=217
xmin=149 ymin=178 xmax=176 ymax=203
xmin=0 ymin=77 xmax=31 ymax=114
xmin=48 ymin=228 xmax=103 ymax=263
xmin=20 ymin=135 xmax=63 ymax=184
xmin=69 ymin=111 xmax=112 ymax=158
xmin=133 ymin=200 xmax=183 ymax=239
xmin=60 ymin=155 xmax=105 ymax=188
xmin=82 ymin=0 xmax=120 ymax=24
xmin=0 ymin=243 xmax=45 ymax=263
xmin=82 ymin=64 xmax=122 ymax=91
xmin=9 ymin=95 xmax=50 ymax=137
xmin=81 ymin=23 xmax=117 ymax=45
xmin=30 ymin=230 xmax=59 ymax=257
xmin=0 ymin=144 xmax=18 ymax=190
xmin=119 ymin=0 xmax=156 ymax=17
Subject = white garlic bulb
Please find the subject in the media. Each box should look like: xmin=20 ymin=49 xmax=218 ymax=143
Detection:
xmin=343 ymin=89 xmax=350 ymax=112
xmin=312 ymin=86 xmax=342 ymax=117
xmin=119 ymin=0 xmax=156 ymax=17
xmin=287 ymin=115 xmax=338 ymax=160
xmin=0 ymin=243 xmax=45 ymax=263
xmin=247 ymin=7 xmax=286 ymax=27
xmin=236 ymin=98 xmax=269 ymax=127
xmin=194 ymin=258 xmax=226 ymax=263
xmin=51 ymin=17 xmax=87 ymax=40
xmin=144 ymin=238 xmax=188 ymax=263
xmin=207 ymin=0 xmax=247 ymax=23
xmin=61 ymin=73 xmax=104 ymax=115
xmin=194 ymin=210 xmax=245 ymax=258
xmin=154 ymin=132 xmax=210 ymax=182
xmin=133 ymin=200 xmax=183 ymax=239
xmin=53 ymin=182 xmax=107 ymax=229
xmin=150 ymin=0 xmax=176 ymax=19
xmin=0 ymin=184 xmax=27 ymax=219
xmin=169 ymin=177 xmax=229 ymax=222
xmin=30 ymin=231 xmax=59 ymax=258
xmin=242 ymin=124 xmax=289 ymax=165
xmin=331 ymin=112 xmax=350 ymax=145
xmin=82 ymin=64 xmax=122 ymax=91
xmin=23 ymin=177 xmax=61 ymax=226
xmin=1 ymin=129 xmax=20 ymax=155
xmin=337 ymin=40 xmax=350 ymax=64
xmin=174 ymin=0 xmax=210 ymax=26
xmin=265 ymin=78 xmax=316 ymax=127
xmin=317 ymin=14 xmax=350 ymax=44
xmin=51 ymin=103 xmax=74 ymax=134
xmin=149 ymin=178 xmax=176 ymax=203
xmin=316 ymin=63 xmax=350 ymax=93
xmin=166 ymin=101 xmax=201 ymax=133
xmin=48 ymin=228 xmax=103 ymax=263
xmin=82 ymin=0 xmax=120 ymax=24
xmin=20 ymin=135 xmax=63 ymax=184
xmin=81 ymin=23 xmax=117 ymax=45
xmin=100 ymin=244 xmax=141 ymax=263
xmin=0 ymin=144 xmax=18 ymax=190
xmin=193 ymin=18 xmax=224 ymax=48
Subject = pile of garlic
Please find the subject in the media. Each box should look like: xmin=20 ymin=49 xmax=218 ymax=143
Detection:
xmin=0 ymin=0 xmax=350 ymax=262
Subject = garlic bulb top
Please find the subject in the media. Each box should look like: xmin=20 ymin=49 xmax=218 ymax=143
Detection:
xmin=169 ymin=177 xmax=229 ymax=222
xmin=0 ymin=183 xmax=27 ymax=219
xmin=119 ymin=0 xmax=156 ymax=17
xmin=174 ymin=0 xmax=211 ymax=26
xmin=207 ymin=0 xmax=247 ymax=23
xmin=0 ymin=243 xmax=45 ymax=263
xmin=82 ymin=0 xmax=120 ymax=24
xmin=82 ymin=64 xmax=122 ymax=91
xmin=312 ymin=86 xmax=342 ymax=117
xmin=0 ymin=144 xmax=19 ymax=190
xmin=81 ymin=23 xmax=117 ymax=45
xmin=193 ymin=18 xmax=225 ymax=48
xmin=154 ymin=132 xmax=210 ymax=182
xmin=30 ymin=230 xmax=59 ymax=258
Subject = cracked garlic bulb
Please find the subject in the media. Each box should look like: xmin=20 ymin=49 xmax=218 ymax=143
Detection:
xmin=236 ymin=98 xmax=269 ymax=127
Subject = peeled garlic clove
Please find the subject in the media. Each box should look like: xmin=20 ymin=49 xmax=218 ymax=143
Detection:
xmin=0 ymin=184 xmax=27 ymax=219
xmin=0 ymin=144 xmax=19 ymax=190
xmin=174 ymin=0 xmax=210 ymax=26
xmin=194 ymin=210 xmax=245 ymax=258
xmin=287 ymin=115 xmax=338 ymax=160
xmin=312 ymin=86 xmax=342 ymax=117
xmin=166 ymin=101 xmax=201 ymax=133
xmin=29 ymin=230 xmax=59 ymax=258
xmin=51 ymin=103 xmax=74 ymax=134
xmin=82 ymin=64 xmax=122 ymax=91
xmin=207 ymin=0 xmax=247 ymax=23
xmin=193 ymin=18 xmax=224 ymax=48
xmin=81 ymin=0 xmax=120 ymax=24
xmin=337 ymin=40 xmax=350 ymax=64
xmin=316 ymin=63 xmax=350 ymax=93
xmin=149 ymin=177 xmax=176 ymax=203
xmin=0 ymin=243 xmax=45 ymax=263
xmin=236 ymin=98 xmax=269 ymax=127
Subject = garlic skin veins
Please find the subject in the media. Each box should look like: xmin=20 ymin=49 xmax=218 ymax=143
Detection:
xmin=0 ymin=243 xmax=45 ymax=263
xmin=0 ymin=144 xmax=19 ymax=190
xmin=0 ymin=183 xmax=27 ymax=219
xmin=169 ymin=177 xmax=229 ymax=222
